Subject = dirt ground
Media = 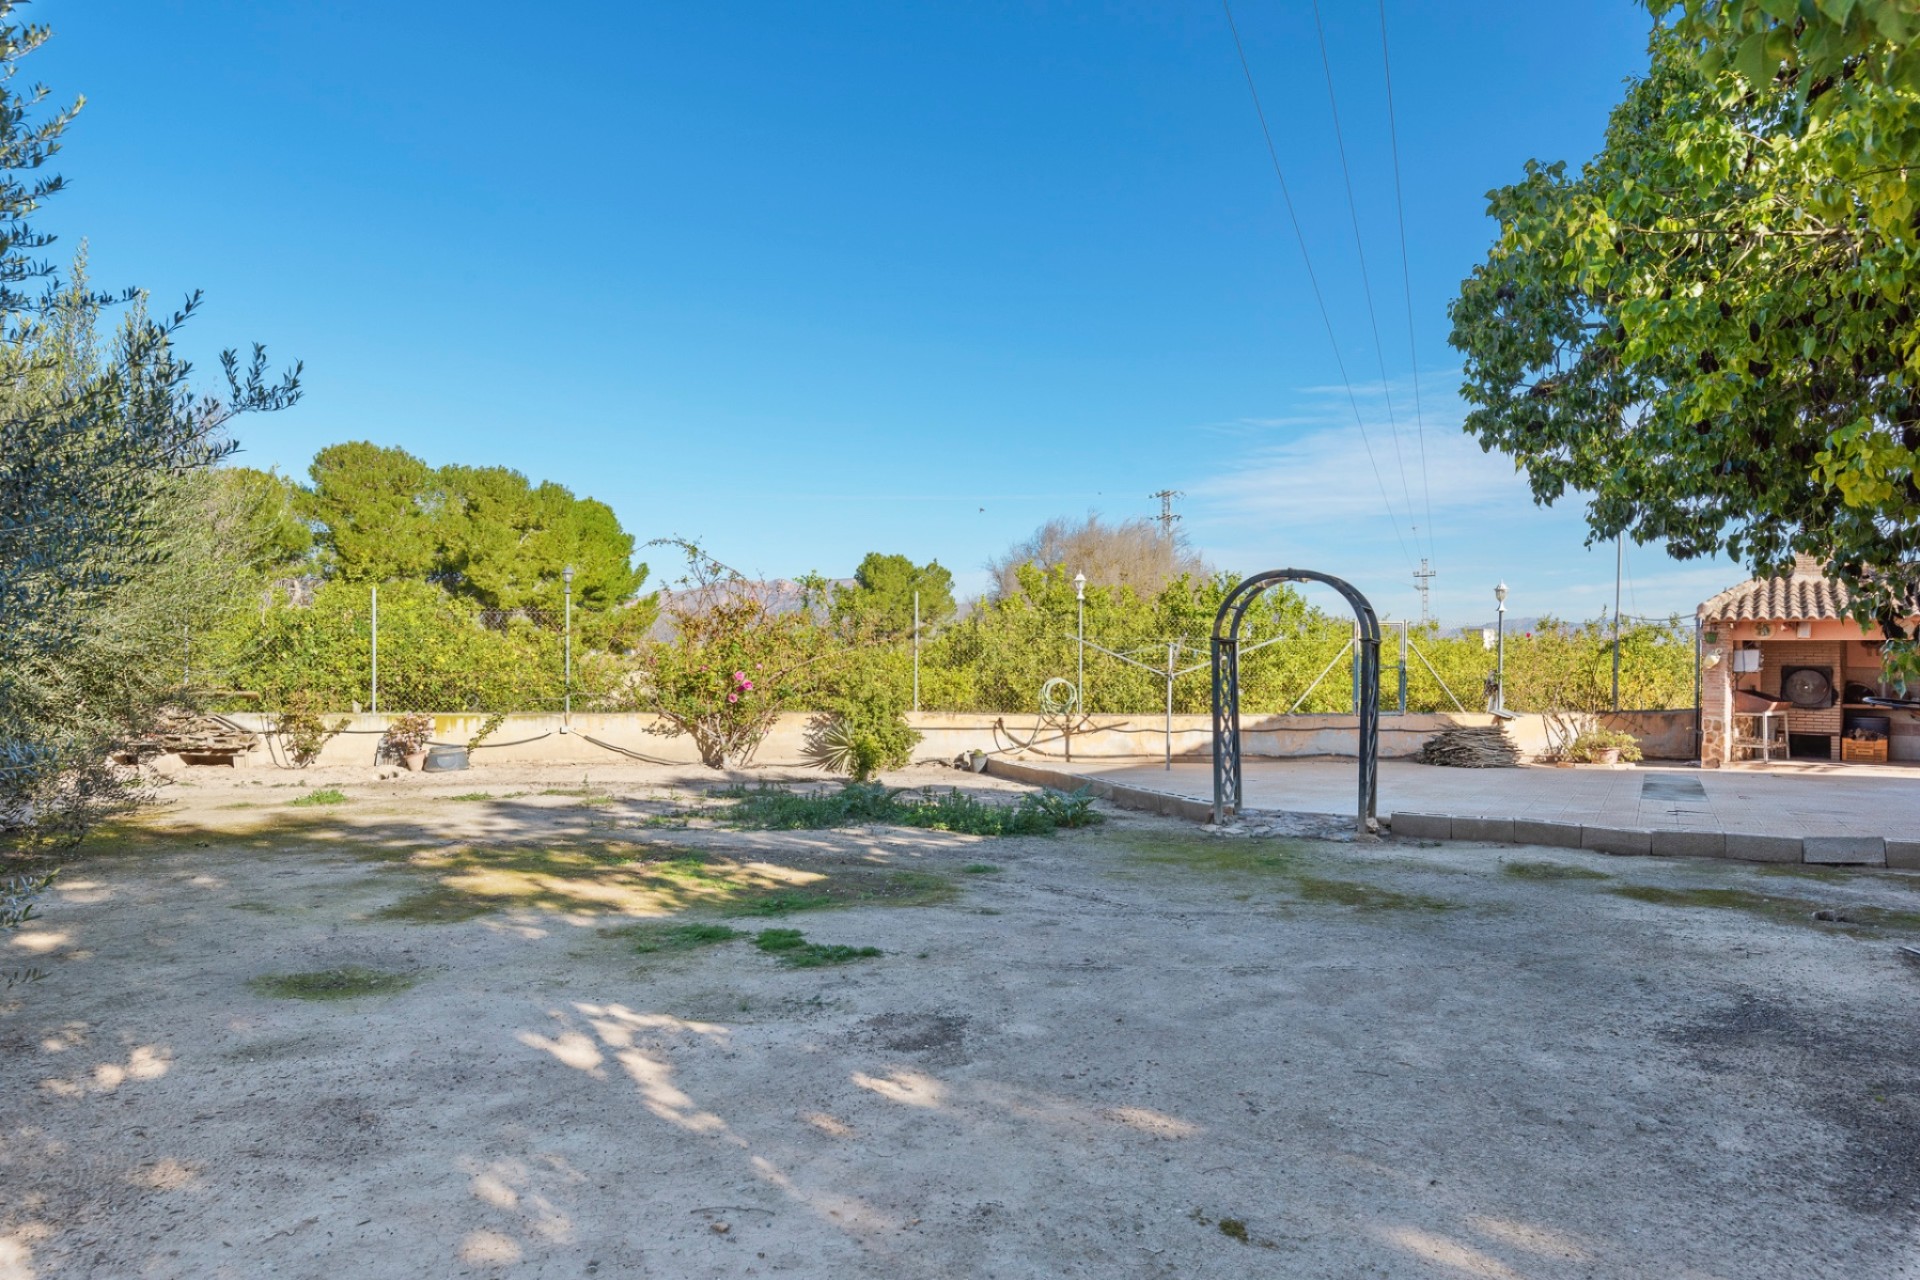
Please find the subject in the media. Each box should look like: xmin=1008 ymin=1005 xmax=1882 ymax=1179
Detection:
xmin=5 ymin=759 xmax=1920 ymax=1279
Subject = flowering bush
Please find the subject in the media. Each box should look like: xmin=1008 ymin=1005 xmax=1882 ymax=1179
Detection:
xmin=636 ymin=542 xmax=832 ymax=768
xmin=382 ymin=712 xmax=435 ymax=759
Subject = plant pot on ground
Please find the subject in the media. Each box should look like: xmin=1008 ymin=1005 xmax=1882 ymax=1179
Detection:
xmin=382 ymin=713 xmax=435 ymax=771
xmin=1566 ymin=728 xmax=1641 ymax=765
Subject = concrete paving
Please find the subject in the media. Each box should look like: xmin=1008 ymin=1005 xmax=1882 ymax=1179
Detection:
xmin=1044 ymin=757 xmax=1920 ymax=840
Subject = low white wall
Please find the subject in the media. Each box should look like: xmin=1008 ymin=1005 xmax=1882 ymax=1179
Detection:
xmin=210 ymin=709 xmax=1696 ymax=770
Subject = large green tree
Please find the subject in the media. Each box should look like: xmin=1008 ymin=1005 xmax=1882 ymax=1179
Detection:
xmin=830 ymin=553 xmax=955 ymax=639
xmin=1450 ymin=4 xmax=1920 ymax=631
xmin=304 ymin=443 xmax=647 ymax=611
xmin=0 ymin=4 xmax=300 ymax=855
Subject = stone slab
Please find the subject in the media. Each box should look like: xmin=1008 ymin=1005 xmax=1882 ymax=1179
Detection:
xmin=1649 ymin=829 xmax=1728 ymax=860
xmin=1512 ymin=819 xmax=1583 ymax=849
xmin=1389 ymin=812 xmax=1452 ymax=840
xmin=1582 ymin=826 xmax=1653 ymax=857
xmin=1802 ymin=835 xmax=1887 ymax=867
xmin=1723 ymin=833 xmax=1805 ymax=864
xmin=1450 ymin=816 xmax=1515 ymax=844
xmin=1886 ymin=840 xmax=1920 ymax=872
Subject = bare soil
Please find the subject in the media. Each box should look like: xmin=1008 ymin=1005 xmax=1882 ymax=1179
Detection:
xmin=5 ymin=760 xmax=1920 ymax=1278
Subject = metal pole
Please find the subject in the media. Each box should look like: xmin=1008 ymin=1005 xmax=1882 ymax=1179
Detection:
xmin=1612 ymin=535 xmax=1623 ymax=711
xmin=563 ymin=570 xmax=573 ymax=732
xmin=1166 ymin=642 xmax=1176 ymax=771
xmin=1076 ymin=596 xmax=1085 ymax=710
xmin=1398 ymin=620 xmax=1409 ymax=714
xmin=1495 ymin=606 xmax=1506 ymax=713
xmin=370 ymin=585 xmax=378 ymax=715
xmin=912 ymin=590 xmax=920 ymax=714
xmin=1693 ymin=616 xmax=1703 ymax=759
xmin=1351 ymin=620 xmax=1361 ymax=715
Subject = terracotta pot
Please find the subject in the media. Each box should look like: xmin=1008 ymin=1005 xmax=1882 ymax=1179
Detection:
xmin=404 ymin=751 xmax=428 ymax=772
xmin=1595 ymin=747 xmax=1622 ymax=765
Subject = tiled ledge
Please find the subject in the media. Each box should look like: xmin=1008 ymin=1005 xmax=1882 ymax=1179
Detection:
xmin=1389 ymin=812 xmax=1914 ymax=870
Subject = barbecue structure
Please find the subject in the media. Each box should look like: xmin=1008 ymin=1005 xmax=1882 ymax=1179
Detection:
xmin=1698 ymin=556 xmax=1916 ymax=766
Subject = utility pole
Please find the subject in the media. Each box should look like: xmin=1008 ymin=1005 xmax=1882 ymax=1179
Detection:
xmin=1611 ymin=535 xmax=1623 ymax=712
xmin=1149 ymin=489 xmax=1183 ymax=538
xmin=1413 ymin=558 xmax=1436 ymax=626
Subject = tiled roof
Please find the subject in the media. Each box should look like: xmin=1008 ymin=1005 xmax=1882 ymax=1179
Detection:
xmin=1699 ymin=556 xmax=1851 ymax=622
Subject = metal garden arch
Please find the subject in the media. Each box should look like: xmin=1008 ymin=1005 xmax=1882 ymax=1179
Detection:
xmin=1211 ymin=569 xmax=1381 ymax=832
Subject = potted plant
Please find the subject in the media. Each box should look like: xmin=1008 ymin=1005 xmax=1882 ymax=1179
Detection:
xmin=1567 ymin=727 xmax=1643 ymax=766
xmin=383 ymin=713 xmax=435 ymax=771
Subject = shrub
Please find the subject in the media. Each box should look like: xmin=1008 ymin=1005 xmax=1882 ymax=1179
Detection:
xmin=1565 ymin=728 xmax=1643 ymax=763
xmin=635 ymin=542 xmax=832 ymax=768
xmin=802 ymin=685 xmax=921 ymax=782
xmin=273 ymin=690 xmax=347 ymax=767
xmin=383 ymin=712 xmax=435 ymax=759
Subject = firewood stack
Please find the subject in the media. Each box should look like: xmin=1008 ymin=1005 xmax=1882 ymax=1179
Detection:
xmin=123 ymin=707 xmax=258 ymax=762
xmin=1417 ymin=723 xmax=1522 ymax=768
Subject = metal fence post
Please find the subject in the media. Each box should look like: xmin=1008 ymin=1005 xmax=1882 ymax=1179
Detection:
xmin=370 ymin=585 xmax=379 ymax=715
xmin=1398 ymin=620 xmax=1409 ymax=714
xmin=1165 ymin=642 xmax=1177 ymax=770
xmin=1351 ymin=620 xmax=1361 ymax=715
xmin=912 ymin=590 xmax=920 ymax=714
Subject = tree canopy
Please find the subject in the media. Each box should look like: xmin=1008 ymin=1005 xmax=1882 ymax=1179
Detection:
xmin=987 ymin=515 xmax=1210 ymax=601
xmin=830 ymin=553 xmax=955 ymax=639
xmin=1450 ymin=4 xmax=1920 ymax=630
xmin=301 ymin=442 xmax=647 ymax=612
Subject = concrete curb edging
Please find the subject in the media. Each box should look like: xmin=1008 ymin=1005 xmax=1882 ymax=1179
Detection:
xmin=972 ymin=759 xmax=1914 ymax=873
xmin=983 ymin=758 xmax=1216 ymax=824
xmin=1388 ymin=811 xmax=1900 ymax=869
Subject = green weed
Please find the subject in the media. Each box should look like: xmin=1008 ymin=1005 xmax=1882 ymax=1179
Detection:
xmin=625 ymin=922 xmax=743 ymax=954
xmin=753 ymin=927 xmax=881 ymax=968
xmin=724 ymin=781 xmax=1098 ymax=837
xmin=1502 ymin=860 xmax=1611 ymax=882
xmin=1290 ymin=876 xmax=1456 ymax=912
xmin=962 ymin=864 xmax=1002 ymax=875
xmin=289 ymin=788 xmax=348 ymax=807
xmin=247 ymin=966 xmax=417 ymax=1001
xmin=446 ymin=792 xmax=495 ymax=802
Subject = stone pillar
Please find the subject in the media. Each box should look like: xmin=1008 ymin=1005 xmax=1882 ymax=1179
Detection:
xmin=1700 ymin=627 xmax=1733 ymax=767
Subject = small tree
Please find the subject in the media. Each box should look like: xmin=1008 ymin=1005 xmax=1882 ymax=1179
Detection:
xmin=636 ymin=542 xmax=831 ymax=768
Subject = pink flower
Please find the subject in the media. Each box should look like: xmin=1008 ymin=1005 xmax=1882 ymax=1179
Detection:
xmin=727 ymin=692 xmax=739 ymax=703
xmin=742 ymin=680 xmax=753 ymax=691
xmin=734 ymin=671 xmax=747 ymax=681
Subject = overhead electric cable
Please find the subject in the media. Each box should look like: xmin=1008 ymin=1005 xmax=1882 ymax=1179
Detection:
xmin=1307 ymin=0 xmax=1418 ymax=549
xmin=1219 ymin=0 xmax=1417 ymax=578
xmin=1376 ymin=0 xmax=1437 ymax=568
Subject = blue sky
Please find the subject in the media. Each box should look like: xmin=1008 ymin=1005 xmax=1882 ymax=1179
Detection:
xmin=36 ymin=1 xmax=1741 ymax=626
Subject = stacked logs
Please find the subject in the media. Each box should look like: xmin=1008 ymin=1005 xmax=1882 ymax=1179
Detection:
xmin=124 ymin=707 xmax=257 ymax=761
xmin=1417 ymin=723 xmax=1521 ymax=768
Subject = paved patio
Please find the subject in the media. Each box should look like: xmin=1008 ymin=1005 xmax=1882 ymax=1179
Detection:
xmin=1044 ymin=757 xmax=1920 ymax=840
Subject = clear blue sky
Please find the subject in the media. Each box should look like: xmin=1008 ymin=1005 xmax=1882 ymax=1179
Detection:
xmin=36 ymin=0 xmax=1741 ymax=626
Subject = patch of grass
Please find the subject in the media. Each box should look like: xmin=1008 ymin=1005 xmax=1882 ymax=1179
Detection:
xmin=1502 ymin=860 xmax=1611 ymax=882
xmin=247 ymin=966 xmax=417 ymax=1001
xmin=1117 ymin=831 xmax=1459 ymax=913
xmin=289 ymin=788 xmax=348 ymax=807
xmin=446 ymin=792 xmax=495 ymax=802
xmin=723 ymin=782 xmax=1098 ymax=837
xmin=228 ymin=900 xmax=285 ymax=915
xmin=624 ymin=922 xmax=743 ymax=954
xmin=1290 ymin=875 xmax=1456 ymax=912
xmin=734 ymin=891 xmax=837 ymax=916
xmin=962 ymin=863 xmax=1002 ymax=875
xmin=753 ymin=927 xmax=881 ymax=968
xmin=1217 ymin=1219 xmax=1250 ymax=1244
xmin=373 ymin=884 xmax=501 ymax=923
xmin=1608 ymin=883 xmax=1920 ymax=935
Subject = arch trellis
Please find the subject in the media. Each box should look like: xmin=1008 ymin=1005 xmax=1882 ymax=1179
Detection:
xmin=1211 ymin=569 xmax=1381 ymax=832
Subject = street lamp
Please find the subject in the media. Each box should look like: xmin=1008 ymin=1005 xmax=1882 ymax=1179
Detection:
xmin=1072 ymin=572 xmax=1087 ymax=712
xmin=562 ymin=565 xmax=575 ymax=733
xmin=1493 ymin=580 xmax=1509 ymax=713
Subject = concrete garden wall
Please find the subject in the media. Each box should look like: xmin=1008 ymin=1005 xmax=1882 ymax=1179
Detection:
xmin=214 ymin=707 xmax=1698 ymax=770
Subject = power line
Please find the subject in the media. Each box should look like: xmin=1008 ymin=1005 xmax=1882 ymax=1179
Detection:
xmin=1149 ymin=489 xmax=1183 ymax=537
xmin=1308 ymin=0 xmax=1418 ymax=552
xmin=1376 ymin=0 xmax=1437 ymax=569
xmin=1218 ymin=0 xmax=1418 ymax=579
